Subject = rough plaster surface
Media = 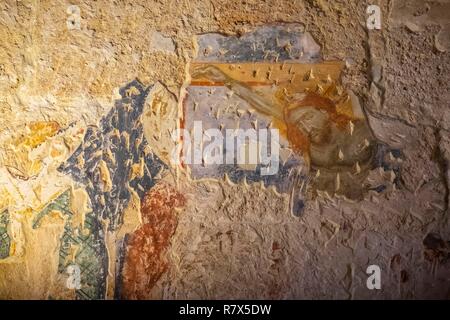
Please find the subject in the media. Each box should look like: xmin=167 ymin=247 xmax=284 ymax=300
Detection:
xmin=0 ymin=0 xmax=449 ymax=299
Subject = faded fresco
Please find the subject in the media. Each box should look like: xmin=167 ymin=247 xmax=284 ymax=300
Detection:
xmin=0 ymin=0 xmax=449 ymax=300
xmin=185 ymin=25 xmax=401 ymax=217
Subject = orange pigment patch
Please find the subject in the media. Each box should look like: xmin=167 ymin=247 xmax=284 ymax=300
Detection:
xmin=121 ymin=182 xmax=186 ymax=299
xmin=19 ymin=121 xmax=60 ymax=148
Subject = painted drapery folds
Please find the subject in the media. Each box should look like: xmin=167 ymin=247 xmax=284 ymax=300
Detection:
xmin=0 ymin=79 xmax=174 ymax=299
xmin=58 ymin=81 xmax=167 ymax=231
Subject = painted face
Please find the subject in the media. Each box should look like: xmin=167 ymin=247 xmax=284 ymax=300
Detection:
xmin=287 ymin=106 xmax=331 ymax=145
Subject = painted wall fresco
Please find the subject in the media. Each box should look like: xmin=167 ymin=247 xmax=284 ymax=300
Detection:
xmin=0 ymin=23 xmax=418 ymax=300
xmin=0 ymin=80 xmax=179 ymax=299
xmin=0 ymin=0 xmax=449 ymax=300
xmin=184 ymin=25 xmax=401 ymax=216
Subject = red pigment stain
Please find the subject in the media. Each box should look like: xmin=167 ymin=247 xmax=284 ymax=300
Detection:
xmin=121 ymin=182 xmax=186 ymax=299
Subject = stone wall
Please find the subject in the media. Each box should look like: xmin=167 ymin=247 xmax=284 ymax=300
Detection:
xmin=0 ymin=0 xmax=449 ymax=299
